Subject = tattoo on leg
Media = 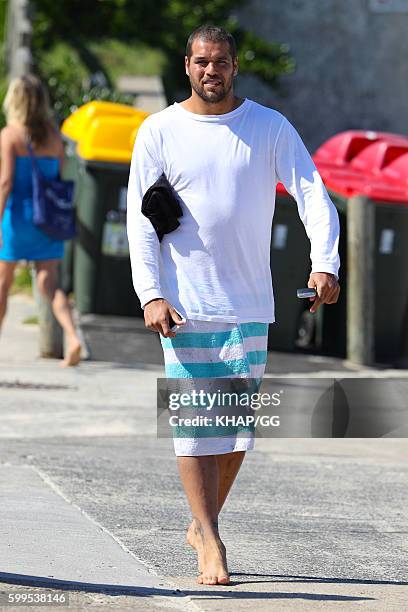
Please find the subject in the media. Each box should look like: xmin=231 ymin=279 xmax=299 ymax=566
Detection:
xmin=191 ymin=516 xmax=204 ymax=541
xmin=191 ymin=515 xmax=219 ymax=541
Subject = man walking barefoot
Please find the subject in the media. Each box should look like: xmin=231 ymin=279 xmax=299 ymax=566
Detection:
xmin=127 ymin=25 xmax=340 ymax=585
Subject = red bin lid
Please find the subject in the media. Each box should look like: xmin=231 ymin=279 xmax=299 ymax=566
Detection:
xmin=313 ymin=130 xmax=408 ymax=167
xmin=325 ymin=171 xmax=367 ymax=198
xmin=381 ymin=152 xmax=408 ymax=185
xmin=363 ymin=182 xmax=408 ymax=204
xmin=350 ymin=141 xmax=408 ymax=175
xmin=325 ymin=168 xmax=408 ymax=203
xmin=279 ymin=130 xmax=408 ymax=203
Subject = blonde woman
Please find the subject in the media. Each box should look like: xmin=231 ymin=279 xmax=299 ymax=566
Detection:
xmin=0 ymin=75 xmax=81 ymax=366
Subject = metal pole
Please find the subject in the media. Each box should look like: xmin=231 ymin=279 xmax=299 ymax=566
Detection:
xmin=347 ymin=195 xmax=375 ymax=366
xmin=31 ymin=266 xmax=63 ymax=359
xmin=6 ymin=0 xmax=33 ymax=78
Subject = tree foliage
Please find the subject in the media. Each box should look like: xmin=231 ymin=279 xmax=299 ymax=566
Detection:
xmin=31 ymin=0 xmax=294 ymax=110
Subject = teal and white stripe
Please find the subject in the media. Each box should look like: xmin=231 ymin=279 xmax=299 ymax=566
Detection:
xmin=160 ymin=319 xmax=269 ymax=456
xmin=161 ymin=321 xmax=268 ymax=380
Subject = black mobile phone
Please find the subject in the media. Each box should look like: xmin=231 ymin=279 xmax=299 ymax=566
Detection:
xmin=169 ymin=311 xmax=186 ymax=329
xmin=297 ymin=288 xmax=317 ymax=299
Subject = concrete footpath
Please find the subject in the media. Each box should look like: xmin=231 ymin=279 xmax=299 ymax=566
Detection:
xmin=0 ymin=294 xmax=407 ymax=611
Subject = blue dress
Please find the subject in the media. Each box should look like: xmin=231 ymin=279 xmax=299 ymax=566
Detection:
xmin=0 ymin=156 xmax=64 ymax=261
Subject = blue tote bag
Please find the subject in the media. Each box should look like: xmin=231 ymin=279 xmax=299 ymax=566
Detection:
xmin=27 ymin=141 xmax=77 ymax=241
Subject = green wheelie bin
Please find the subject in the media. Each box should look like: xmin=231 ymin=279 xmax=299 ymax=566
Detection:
xmin=268 ymin=183 xmax=312 ymax=351
xmin=61 ymin=101 xmax=149 ymax=316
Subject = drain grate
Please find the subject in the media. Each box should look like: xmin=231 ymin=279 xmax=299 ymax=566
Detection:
xmin=0 ymin=380 xmax=76 ymax=391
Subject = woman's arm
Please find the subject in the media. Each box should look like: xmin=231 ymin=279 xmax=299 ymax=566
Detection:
xmin=0 ymin=127 xmax=16 ymax=222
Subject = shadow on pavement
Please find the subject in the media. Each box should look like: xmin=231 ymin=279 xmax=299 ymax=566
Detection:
xmin=229 ymin=572 xmax=408 ymax=587
xmin=0 ymin=571 xmax=388 ymax=602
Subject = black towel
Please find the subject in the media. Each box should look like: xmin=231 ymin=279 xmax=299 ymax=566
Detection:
xmin=141 ymin=173 xmax=183 ymax=242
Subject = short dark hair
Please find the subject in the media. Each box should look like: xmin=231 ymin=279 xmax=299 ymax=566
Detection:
xmin=186 ymin=25 xmax=237 ymax=60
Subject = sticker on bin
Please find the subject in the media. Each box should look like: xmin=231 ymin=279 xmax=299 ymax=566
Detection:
xmin=272 ymin=224 xmax=288 ymax=250
xmin=102 ymin=221 xmax=129 ymax=257
xmin=118 ymin=187 xmax=127 ymax=211
xmin=379 ymin=229 xmax=395 ymax=255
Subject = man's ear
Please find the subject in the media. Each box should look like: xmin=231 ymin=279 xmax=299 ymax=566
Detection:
xmin=185 ymin=56 xmax=190 ymax=77
xmin=233 ymin=58 xmax=239 ymax=77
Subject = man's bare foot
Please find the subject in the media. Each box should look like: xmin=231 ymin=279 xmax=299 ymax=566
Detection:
xmin=60 ymin=338 xmax=81 ymax=367
xmin=186 ymin=518 xmax=230 ymax=585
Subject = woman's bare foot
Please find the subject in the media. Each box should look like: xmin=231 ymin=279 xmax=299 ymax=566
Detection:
xmin=60 ymin=336 xmax=81 ymax=367
xmin=186 ymin=518 xmax=230 ymax=585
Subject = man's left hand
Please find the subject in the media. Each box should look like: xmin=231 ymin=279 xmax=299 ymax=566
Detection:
xmin=307 ymin=272 xmax=340 ymax=313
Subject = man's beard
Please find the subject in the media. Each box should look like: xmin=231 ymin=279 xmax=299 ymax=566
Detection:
xmin=189 ymin=76 xmax=233 ymax=104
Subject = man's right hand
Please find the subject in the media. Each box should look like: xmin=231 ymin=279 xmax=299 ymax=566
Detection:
xmin=144 ymin=298 xmax=185 ymax=338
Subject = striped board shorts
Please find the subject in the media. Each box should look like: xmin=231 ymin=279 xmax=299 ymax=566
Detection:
xmin=160 ymin=320 xmax=269 ymax=456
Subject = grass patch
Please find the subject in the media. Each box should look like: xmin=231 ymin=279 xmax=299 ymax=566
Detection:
xmin=10 ymin=264 xmax=33 ymax=296
xmin=89 ymin=39 xmax=167 ymax=83
xmin=23 ymin=316 xmax=39 ymax=325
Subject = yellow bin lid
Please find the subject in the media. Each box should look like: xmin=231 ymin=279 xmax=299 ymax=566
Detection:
xmin=61 ymin=101 xmax=149 ymax=164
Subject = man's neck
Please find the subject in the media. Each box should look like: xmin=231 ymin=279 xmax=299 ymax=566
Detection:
xmin=180 ymin=93 xmax=244 ymax=116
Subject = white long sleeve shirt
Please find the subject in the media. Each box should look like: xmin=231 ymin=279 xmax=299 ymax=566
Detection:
xmin=126 ymin=98 xmax=340 ymax=323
